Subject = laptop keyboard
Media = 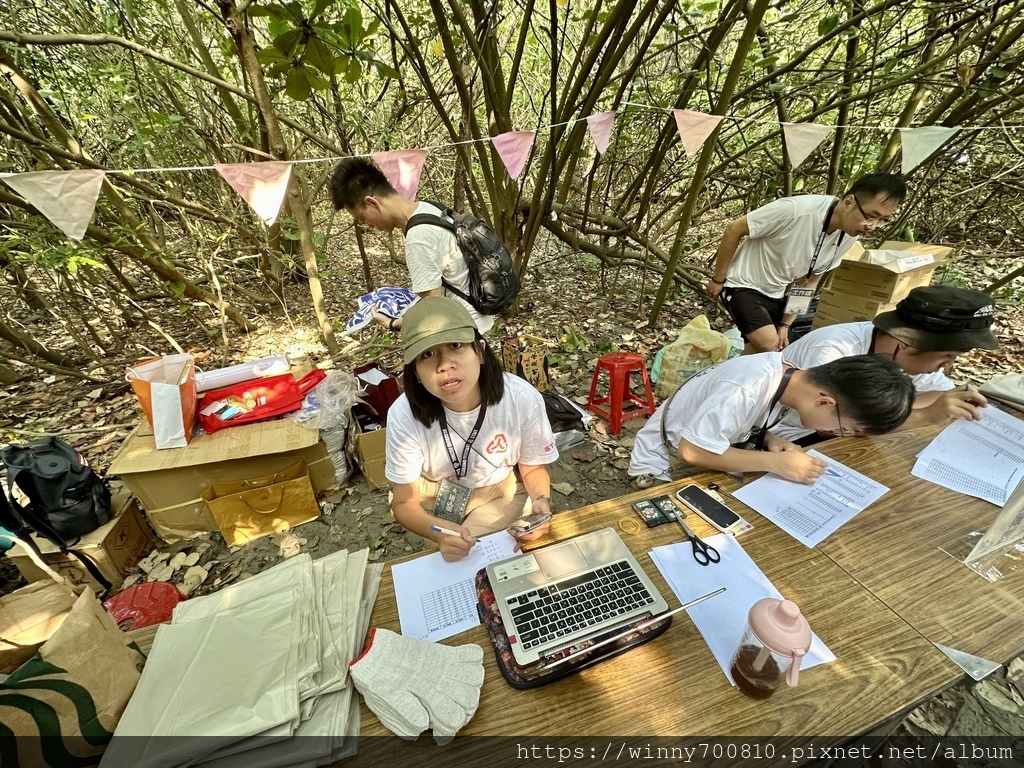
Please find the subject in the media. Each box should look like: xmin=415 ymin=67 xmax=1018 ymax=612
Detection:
xmin=508 ymin=560 xmax=656 ymax=650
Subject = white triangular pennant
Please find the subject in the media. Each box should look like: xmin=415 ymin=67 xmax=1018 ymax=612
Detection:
xmin=672 ymin=110 xmax=723 ymax=157
xmin=782 ymin=122 xmax=833 ymax=169
xmin=899 ymin=127 xmax=960 ymax=173
xmin=586 ymin=111 xmax=616 ymax=154
xmin=1 ymin=170 xmax=105 ymax=241
xmin=214 ymin=161 xmax=292 ymax=226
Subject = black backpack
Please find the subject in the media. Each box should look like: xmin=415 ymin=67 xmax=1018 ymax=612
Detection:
xmin=1 ymin=438 xmax=113 ymax=589
xmin=406 ymin=202 xmax=521 ymax=315
xmin=542 ymin=391 xmax=585 ymax=433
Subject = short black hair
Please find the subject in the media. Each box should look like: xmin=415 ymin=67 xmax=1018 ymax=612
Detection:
xmin=805 ymin=354 xmax=914 ymax=434
xmin=402 ymin=335 xmax=506 ymax=428
xmin=329 ymin=157 xmax=398 ymax=210
xmin=844 ymin=173 xmax=907 ymax=203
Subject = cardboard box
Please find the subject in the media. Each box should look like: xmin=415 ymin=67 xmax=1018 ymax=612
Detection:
xmin=812 ymin=241 xmax=951 ymax=330
xmin=811 ymin=290 xmax=898 ymax=329
xmin=347 ymin=404 xmax=389 ymax=490
xmin=8 ymin=493 xmax=154 ymax=591
xmin=108 ymin=419 xmax=333 ymax=541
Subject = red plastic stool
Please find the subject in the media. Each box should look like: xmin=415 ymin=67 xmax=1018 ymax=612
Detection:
xmin=586 ymin=353 xmax=656 ymax=435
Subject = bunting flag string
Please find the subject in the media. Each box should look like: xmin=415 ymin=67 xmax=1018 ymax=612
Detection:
xmin=782 ymin=122 xmax=834 ymax=169
xmin=899 ymin=126 xmax=961 ymax=173
xmin=214 ymin=161 xmax=292 ymax=226
xmin=0 ymin=169 xmax=105 ymax=241
xmin=586 ymin=111 xmax=616 ymax=154
xmin=673 ymin=110 xmax=724 ymax=157
xmin=371 ymin=149 xmax=428 ymax=201
xmin=491 ymin=130 xmax=536 ymax=179
xmin=0 ymin=100 xmax=1012 ymax=241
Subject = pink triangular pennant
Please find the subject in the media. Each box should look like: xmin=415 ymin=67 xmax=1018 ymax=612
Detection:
xmin=782 ymin=122 xmax=833 ymax=169
xmin=586 ymin=111 xmax=616 ymax=154
xmin=899 ymin=126 xmax=960 ymax=173
xmin=491 ymin=130 xmax=536 ymax=179
xmin=214 ymin=161 xmax=292 ymax=226
xmin=672 ymin=110 xmax=723 ymax=157
xmin=371 ymin=149 xmax=428 ymax=201
xmin=1 ymin=169 xmax=105 ymax=241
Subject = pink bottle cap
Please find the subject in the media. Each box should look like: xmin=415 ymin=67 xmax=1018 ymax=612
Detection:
xmin=747 ymin=598 xmax=812 ymax=687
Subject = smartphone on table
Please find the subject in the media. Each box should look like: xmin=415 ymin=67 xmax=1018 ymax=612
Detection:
xmin=675 ymin=484 xmax=753 ymax=534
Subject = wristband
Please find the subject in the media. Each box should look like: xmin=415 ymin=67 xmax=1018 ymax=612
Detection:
xmin=534 ymin=495 xmax=552 ymax=504
xmin=388 ymin=317 xmax=397 ymax=331
xmin=710 ymin=278 xmax=725 ymax=285
xmin=778 ymin=323 xmax=790 ymax=328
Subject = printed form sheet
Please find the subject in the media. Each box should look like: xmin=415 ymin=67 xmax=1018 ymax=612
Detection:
xmin=733 ymin=450 xmax=889 ymax=547
xmin=650 ymin=534 xmax=835 ymax=686
xmin=912 ymin=407 xmax=1024 ymax=506
xmin=392 ymin=532 xmax=518 ymax=642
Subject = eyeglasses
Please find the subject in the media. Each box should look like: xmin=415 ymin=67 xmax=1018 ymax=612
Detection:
xmin=831 ymin=403 xmax=857 ymax=438
xmin=852 ymin=195 xmax=894 ymax=225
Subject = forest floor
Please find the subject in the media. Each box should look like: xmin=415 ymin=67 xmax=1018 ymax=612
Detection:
xmin=2 ymin=240 xmax=1024 ymax=746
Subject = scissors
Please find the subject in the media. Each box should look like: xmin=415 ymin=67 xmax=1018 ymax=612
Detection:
xmin=679 ymin=520 xmax=720 ymax=566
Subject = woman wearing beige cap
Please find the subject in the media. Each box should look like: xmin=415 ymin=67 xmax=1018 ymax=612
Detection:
xmin=385 ymin=297 xmax=559 ymax=561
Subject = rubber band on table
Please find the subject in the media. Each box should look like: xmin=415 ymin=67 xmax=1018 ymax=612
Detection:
xmin=618 ymin=517 xmax=642 ymax=535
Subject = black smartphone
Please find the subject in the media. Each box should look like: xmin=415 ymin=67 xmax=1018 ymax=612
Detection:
xmin=675 ymin=484 xmax=741 ymax=533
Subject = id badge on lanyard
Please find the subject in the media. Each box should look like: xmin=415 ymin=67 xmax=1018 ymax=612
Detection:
xmin=435 ymin=404 xmax=488 ymax=522
xmin=784 ymin=199 xmax=841 ymax=316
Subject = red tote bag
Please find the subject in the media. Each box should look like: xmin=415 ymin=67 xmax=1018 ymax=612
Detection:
xmin=197 ymin=370 xmax=326 ymax=433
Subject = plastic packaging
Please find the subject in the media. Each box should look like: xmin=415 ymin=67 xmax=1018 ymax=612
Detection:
xmin=288 ymin=371 xmax=361 ymax=432
xmin=651 ymin=315 xmax=732 ymax=399
xmin=195 ymin=355 xmax=290 ymax=392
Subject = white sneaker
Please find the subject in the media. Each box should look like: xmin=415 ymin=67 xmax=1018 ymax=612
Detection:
xmin=629 ymin=473 xmax=663 ymax=490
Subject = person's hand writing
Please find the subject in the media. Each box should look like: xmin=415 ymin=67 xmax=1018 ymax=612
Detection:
xmin=432 ymin=524 xmax=476 ymax=562
xmin=764 ymin=432 xmax=804 ymax=453
xmin=772 ymin=451 xmax=827 ymax=484
xmin=925 ymin=387 xmax=986 ymax=425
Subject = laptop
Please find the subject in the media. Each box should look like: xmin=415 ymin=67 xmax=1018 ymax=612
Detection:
xmin=486 ymin=527 xmax=670 ymax=666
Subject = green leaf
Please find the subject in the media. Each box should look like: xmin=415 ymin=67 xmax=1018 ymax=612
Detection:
xmin=344 ymin=59 xmax=362 ymax=84
xmin=697 ymin=1 xmax=718 ymax=12
xmin=303 ymin=36 xmax=335 ymax=75
xmin=166 ymin=281 xmax=186 ymax=298
xmin=373 ymin=60 xmax=400 ymax=79
xmin=274 ymin=29 xmax=305 ymax=57
xmin=285 ymin=67 xmax=312 ymax=100
xmin=817 ymin=14 xmax=839 ymax=36
xmin=256 ymin=46 xmax=288 ymax=65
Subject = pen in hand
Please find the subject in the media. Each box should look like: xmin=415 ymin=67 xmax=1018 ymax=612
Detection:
xmin=429 ymin=524 xmax=469 ymax=540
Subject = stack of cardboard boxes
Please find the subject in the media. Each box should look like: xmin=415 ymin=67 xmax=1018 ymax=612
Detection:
xmin=812 ymin=241 xmax=951 ymax=329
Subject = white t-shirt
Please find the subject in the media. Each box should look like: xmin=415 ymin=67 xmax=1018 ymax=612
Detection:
xmin=405 ymin=201 xmax=494 ymax=333
xmin=385 ymin=373 xmax=558 ymax=488
xmin=628 ymin=353 xmax=791 ymax=480
xmin=774 ymin=321 xmax=954 ymax=441
xmin=726 ymin=195 xmax=859 ymax=298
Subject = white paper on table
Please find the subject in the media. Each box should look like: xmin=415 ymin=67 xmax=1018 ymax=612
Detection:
xmin=650 ymin=534 xmax=834 ymax=686
xmin=732 ymin=450 xmax=888 ymax=547
xmin=912 ymin=407 xmax=1024 ymax=506
xmin=392 ymin=531 xmax=518 ymax=642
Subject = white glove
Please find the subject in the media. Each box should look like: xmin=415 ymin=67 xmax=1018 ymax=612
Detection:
xmin=349 ymin=627 xmax=484 ymax=744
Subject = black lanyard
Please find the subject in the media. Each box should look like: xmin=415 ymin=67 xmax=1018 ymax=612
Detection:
xmin=439 ymin=403 xmax=488 ymax=479
xmin=868 ymin=327 xmax=879 ymax=354
xmin=806 ymin=199 xmax=844 ymax=279
xmin=754 ymin=367 xmax=796 ymax=450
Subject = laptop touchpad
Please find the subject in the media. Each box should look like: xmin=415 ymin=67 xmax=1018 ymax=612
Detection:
xmin=535 ymin=543 xmax=589 ymax=579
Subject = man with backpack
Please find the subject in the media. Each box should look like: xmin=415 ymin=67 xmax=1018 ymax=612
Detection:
xmin=330 ymin=157 xmax=518 ymax=333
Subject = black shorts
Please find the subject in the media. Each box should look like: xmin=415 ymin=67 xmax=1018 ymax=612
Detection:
xmin=723 ymin=288 xmax=786 ymax=340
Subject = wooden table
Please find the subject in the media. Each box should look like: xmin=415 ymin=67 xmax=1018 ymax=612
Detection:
xmin=361 ymin=476 xmax=956 ymax=739
xmin=808 ymin=425 xmax=1024 ymax=664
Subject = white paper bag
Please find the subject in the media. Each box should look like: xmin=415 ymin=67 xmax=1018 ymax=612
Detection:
xmin=126 ymin=354 xmax=197 ymax=449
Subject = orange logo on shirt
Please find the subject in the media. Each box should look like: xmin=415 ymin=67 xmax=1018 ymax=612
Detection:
xmin=487 ymin=434 xmax=508 ymax=454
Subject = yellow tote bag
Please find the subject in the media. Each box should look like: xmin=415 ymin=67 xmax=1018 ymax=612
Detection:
xmin=201 ymin=461 xmax=320 ymax=547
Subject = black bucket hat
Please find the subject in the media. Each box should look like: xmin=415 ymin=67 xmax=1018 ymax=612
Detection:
xmin=873 ymin=285 xmax=998 ymax=352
